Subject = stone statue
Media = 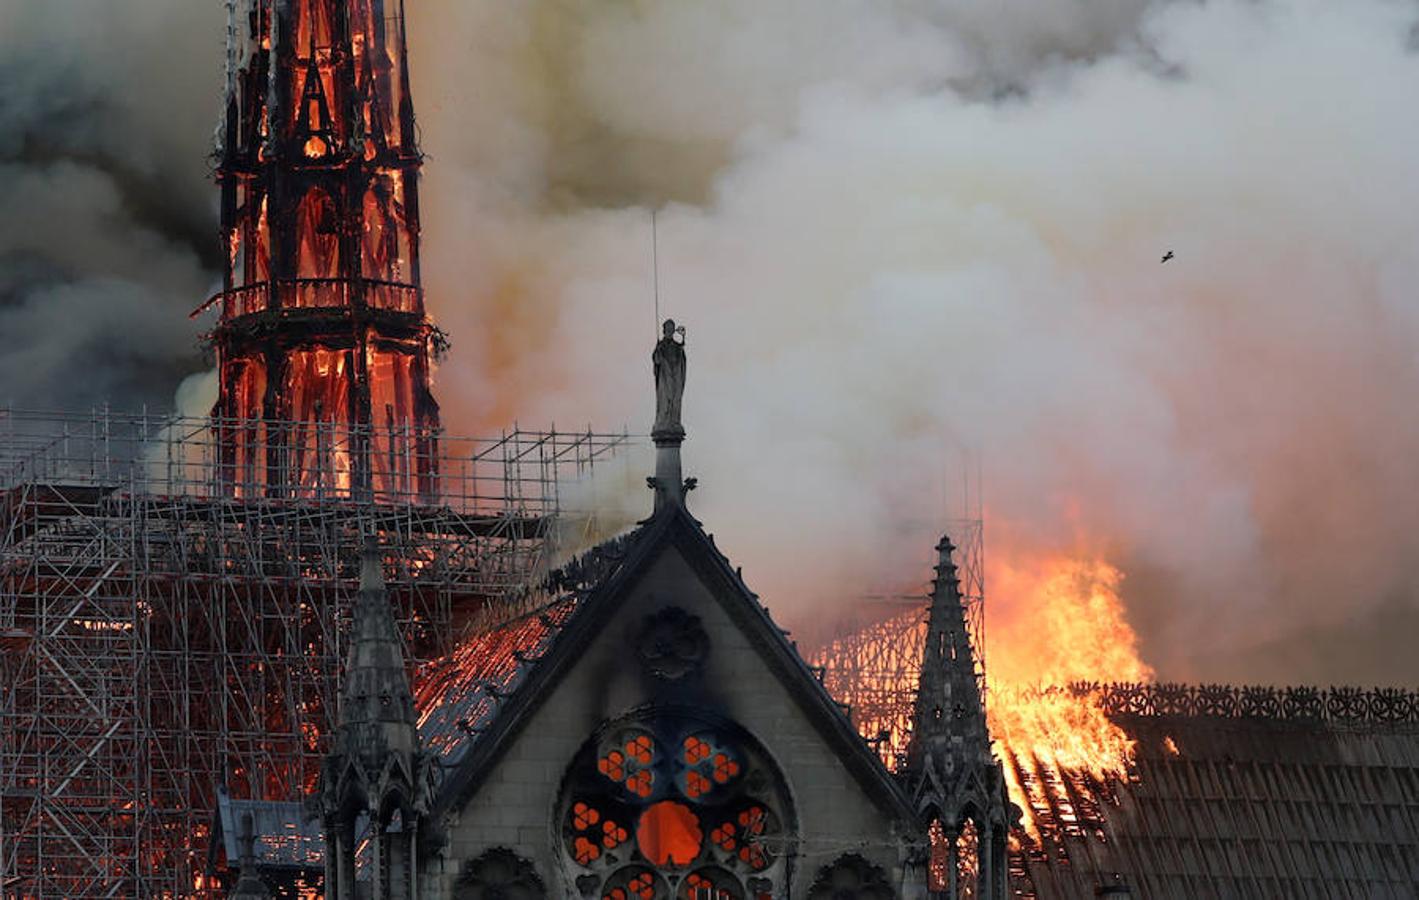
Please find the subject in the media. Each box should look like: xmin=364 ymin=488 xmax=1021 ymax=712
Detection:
xmin=652 ymin=319 xmax=687 ymax=440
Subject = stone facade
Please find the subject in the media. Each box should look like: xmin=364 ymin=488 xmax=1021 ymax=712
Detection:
xmin=310 ymin=329 xmax=1011 ymax=900
xmin=428 ymin=535 xmax=916 ymax=898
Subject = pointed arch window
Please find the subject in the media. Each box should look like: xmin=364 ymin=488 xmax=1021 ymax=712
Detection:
xmin=295 ymin=187 xmax=340 ymax=281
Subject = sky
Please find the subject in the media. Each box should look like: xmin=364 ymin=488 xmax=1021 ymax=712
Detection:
xmin=3 ymin=0 xmax=1419 ymax=684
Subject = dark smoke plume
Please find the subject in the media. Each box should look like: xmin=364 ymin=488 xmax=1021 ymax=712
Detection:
xmin=0 ymin=0 xmax=221 ymax=411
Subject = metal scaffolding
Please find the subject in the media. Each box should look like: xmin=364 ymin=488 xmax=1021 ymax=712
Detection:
xmin=804 ymin=514 xmax=987 ymax=772
xmin=0 ymin=407 xmax=638 ymax=898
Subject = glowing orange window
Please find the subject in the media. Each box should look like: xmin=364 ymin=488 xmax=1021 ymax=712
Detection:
xmin=735 ymin=806 xmax=770 ymax=870
xmin=683 ymin=736 xmax=711 ymax=764
xmin=637 ymin=801 xmax=702 ymax=868
xmin=604 ymin=871 xmax=658 ymax=900
xmin=711 ymin=752 xmax=739 ymax=784
xmin=685 ymin=770 xmax=711 ymax=799
xmin=709 ymin=821 xmax=736 ymax=851
xmin=598 ymin=750 xmax=626 ymax=781
xmin=573 ymin=802 xmax=601 ymax=830
xmin=574 ymin=836 xmax=600 ymax=865
xmin=602 ymin=820 xmax=629 ymax=850
xmin=626 ymin=734 xmax=653 ymax=764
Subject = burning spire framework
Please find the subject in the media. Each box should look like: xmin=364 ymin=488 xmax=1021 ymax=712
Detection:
xmin=0 ymin=1 xmax=641 ymax=892
xmin=200 ymin=0 xmax=441 ymax=502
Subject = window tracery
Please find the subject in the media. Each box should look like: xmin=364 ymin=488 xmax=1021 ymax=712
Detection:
xmin=634 ymin=608 xmax=709 ymax=681
xmin=559 ymin=711 xmax=791 ymax=900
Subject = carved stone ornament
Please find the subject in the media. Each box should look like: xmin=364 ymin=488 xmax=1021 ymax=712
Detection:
xmin=807 ymin=853 xmax=896 ymax=900
xmin=634 ymin=607 xmax=709 ymax=680
xmin=453 ymin=847 xmax=546 ymax=900
xmin=652 ymin=319 xmax=687 ymax=440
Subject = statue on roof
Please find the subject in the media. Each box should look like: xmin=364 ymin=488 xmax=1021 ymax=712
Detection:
xmin=652 ymin=319 xmax=687 ymax=441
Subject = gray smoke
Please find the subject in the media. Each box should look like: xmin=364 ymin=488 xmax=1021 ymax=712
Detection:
xmin=410 ymin=0 xmax=1419 ymax=686
xmin=0 ymin=0 xmax=221 ymax=411
xmin=3 ymin=0 xmax=1417 ymax=686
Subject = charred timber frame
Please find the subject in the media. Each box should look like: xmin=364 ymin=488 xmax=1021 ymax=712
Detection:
xmin=206 ymin=0 xmax=441 ymax=502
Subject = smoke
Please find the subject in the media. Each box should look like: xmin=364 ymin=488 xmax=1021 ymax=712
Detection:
xmin=0 ymin=0 xmax=220 ymax=411
xmin=2 ymin=0 xmax=1416 ymax=685
xmin=410 ymin=0 xmax=1419 ymax=685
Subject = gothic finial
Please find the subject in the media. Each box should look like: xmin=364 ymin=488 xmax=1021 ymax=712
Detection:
xmin=908 ymin=532 xmax=991 ymax=781
xmin=934 ymin=535 xmax=960 ymax=584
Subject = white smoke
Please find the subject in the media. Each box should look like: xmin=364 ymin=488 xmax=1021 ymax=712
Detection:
xmin=411 ymin=0 xmax=1419 ymax=685
xmin=4 ymin=0 xmax=1415 ymax=685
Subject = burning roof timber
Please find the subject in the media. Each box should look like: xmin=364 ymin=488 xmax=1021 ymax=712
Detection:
xmin=1011 ymin=682 xmax=1419 ymax=898
xmin=804 ymin=594 xmax=1419 ymax=898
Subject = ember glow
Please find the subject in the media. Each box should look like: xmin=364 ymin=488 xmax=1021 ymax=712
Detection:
xmin=984 ymin=552 xmax=1154 ymax=835
xmin=807 ymin=539 xmax=1157 ymax=835
xmin=209 ymin=0 xmax=440 ymax=501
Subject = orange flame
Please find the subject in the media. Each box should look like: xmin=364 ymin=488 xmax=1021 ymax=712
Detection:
xmin=984 ymin=553 xmax=1154 ymax=837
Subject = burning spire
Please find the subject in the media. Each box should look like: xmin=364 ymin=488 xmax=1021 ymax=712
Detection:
xmin=204 ymin=0 xmax=441 ymax=501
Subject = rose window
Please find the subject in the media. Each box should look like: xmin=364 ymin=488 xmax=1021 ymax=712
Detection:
xmin=559 ymin=711 xmax=793 ymax=900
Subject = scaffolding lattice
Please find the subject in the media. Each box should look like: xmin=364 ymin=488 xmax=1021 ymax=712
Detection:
xmin=805 ymin=507 xmax=987 ymax=772
xmin=0 ymin=408 xmax=638 ymax=898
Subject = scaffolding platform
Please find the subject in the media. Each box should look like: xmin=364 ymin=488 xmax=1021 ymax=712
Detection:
xmin=0 ymin=408 xmax=639 ymax=898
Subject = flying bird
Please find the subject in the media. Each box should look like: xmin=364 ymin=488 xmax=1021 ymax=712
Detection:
xmin=1161 ymin=250 xmax=1174 ymax=263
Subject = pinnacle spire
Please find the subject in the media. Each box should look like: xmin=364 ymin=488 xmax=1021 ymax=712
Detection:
xmin=208 ymin=0 xmax=440 ymax=501
xmin=906 ymin=534 xmax=992 ymax=798
xmin=337 ymin=539 xmax=419 ymax=769
xmin=319 ymin=537 xmax=436 ymax=899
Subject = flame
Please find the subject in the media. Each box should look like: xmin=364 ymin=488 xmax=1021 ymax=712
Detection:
xmin=983 ymin=553 xmax=1154 ymax=838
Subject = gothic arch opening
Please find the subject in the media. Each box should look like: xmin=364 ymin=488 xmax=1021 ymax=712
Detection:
xmin=928 ymin=817 xmax=979 ymax=899
xmin=295 ymin=186 xmax=340 ymax=283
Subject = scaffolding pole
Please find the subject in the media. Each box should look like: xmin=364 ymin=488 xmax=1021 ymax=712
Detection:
xmin=0 ymin=407 xmax=637 ymax=898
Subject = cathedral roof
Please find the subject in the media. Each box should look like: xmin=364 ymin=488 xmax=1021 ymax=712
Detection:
xmin=416 ymin=593 xmax=586 ymax=764
xmin=1009 ymin=689 xmax=1419 ymax=897
xmin=414 ymin=503 xmax=913 ymax=821
xmin=414 ymin=524 xmax=644 ymax=764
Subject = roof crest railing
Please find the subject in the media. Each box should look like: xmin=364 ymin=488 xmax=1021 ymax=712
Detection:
xmin=1071 ymin=681 xmax=1419 ymax=725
